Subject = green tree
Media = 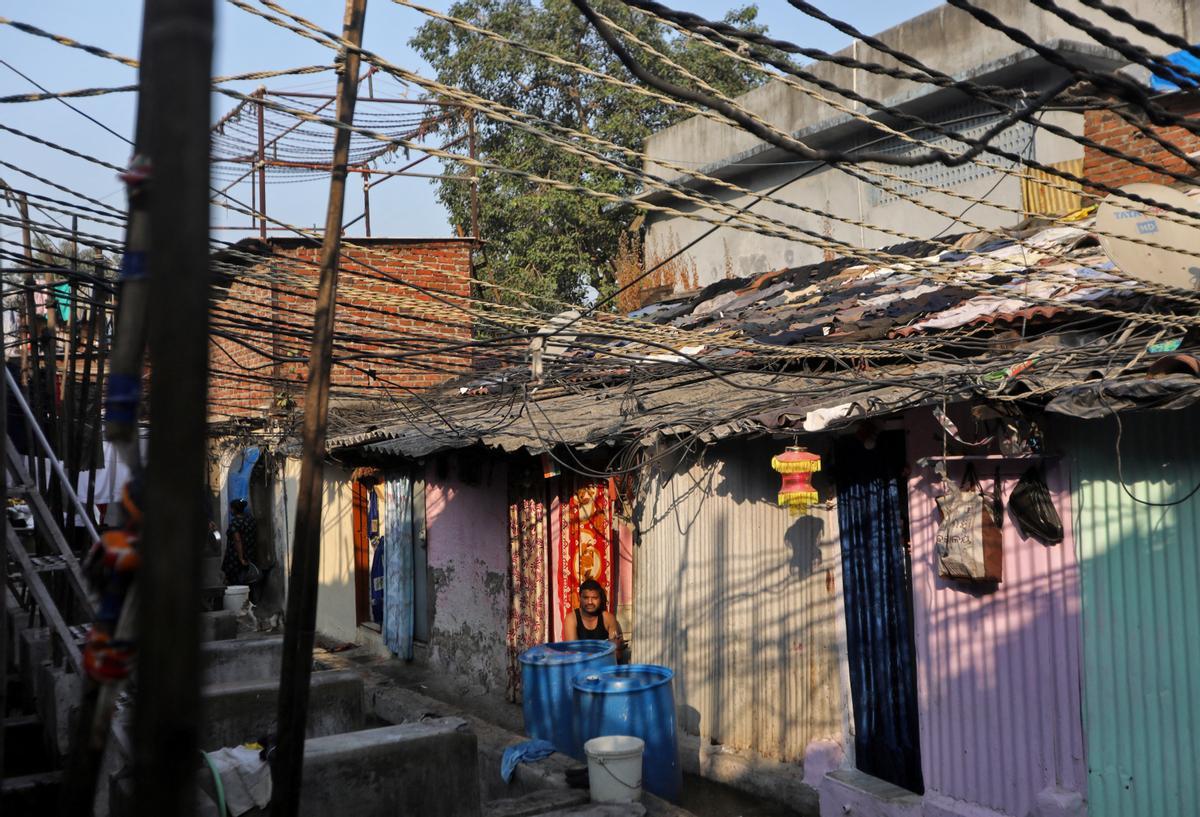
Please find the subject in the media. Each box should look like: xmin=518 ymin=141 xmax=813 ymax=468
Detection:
xmin=411 ymin=0 xmax=769 ymax=309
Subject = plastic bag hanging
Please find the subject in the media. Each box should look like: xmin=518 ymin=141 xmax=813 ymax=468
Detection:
xmin=1008 ymin=465 xmax=1064 ymax=545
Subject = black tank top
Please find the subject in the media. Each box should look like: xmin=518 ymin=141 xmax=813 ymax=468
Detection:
xmin=575 ymin=608 xmax=609 ymax=639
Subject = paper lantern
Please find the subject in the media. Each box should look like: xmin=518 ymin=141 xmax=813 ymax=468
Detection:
xmin=771 ymin=446 xmax=821 ymax=515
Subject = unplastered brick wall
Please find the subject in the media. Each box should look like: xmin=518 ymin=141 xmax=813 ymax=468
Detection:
xmin=1082 ymin=95 xmax=1200 ymax=194
xmin=209 ymin=238 xmax=473 ymax=419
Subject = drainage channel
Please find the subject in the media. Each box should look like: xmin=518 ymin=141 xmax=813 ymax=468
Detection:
xmin=679 ymin=773 xmax=813 ymax=817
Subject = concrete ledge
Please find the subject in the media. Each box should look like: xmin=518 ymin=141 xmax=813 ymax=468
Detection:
xmin=200 ymin=669 xmax=363 ymax=751
xmin=356 ymin=666 xmax=693 ymax=817
xmin=677 ymin=733 xmax=819 ymax=816
xmin=35 ymin=661 xmax=81 ymax=759
xmin=299 ymin=718 xmax=481 ymax=817
xmin=200 ymin=610 xmax=238 ymax=642
xmin=820 ymin=769 xmax=922 ymax=817
xmin=19 ymin=628 xmax=50 ymax=710
xmin=5 ymin=601 xmax=32 ymax=670
xmin=483 ymin=788 xmax=590 ymax=817
xmin=201 ymin=634 xmax=283 ymax=684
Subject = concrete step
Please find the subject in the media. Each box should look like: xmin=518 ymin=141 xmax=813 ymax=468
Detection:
xmin=202 ymin=634 xmax=283 ymax=685
xmin=297 ymin=719 xmax=482 ymax=817
xmin=200 ymin=669 xmax=365 ymax=751
xmin=3 ymin=714 xmax=54 ymax=777
xmin=28 ymin=554 xmax=68 ymax=573
xmin=1 ymin=770 xmax=61 ymax=814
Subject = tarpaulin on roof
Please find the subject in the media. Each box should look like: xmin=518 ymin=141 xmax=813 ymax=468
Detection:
xmin=1045 ymin=375 xmax=1200 ymax=419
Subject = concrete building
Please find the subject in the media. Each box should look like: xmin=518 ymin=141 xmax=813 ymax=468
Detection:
xmin=640 ymin=0 xmax=1200 ymax=287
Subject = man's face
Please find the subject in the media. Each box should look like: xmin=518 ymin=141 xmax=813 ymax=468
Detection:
xmin=580 ymin=589 xmax=601 ymax=614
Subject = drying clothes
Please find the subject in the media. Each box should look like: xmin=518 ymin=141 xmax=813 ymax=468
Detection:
xmin=803 ymin=402 xmax=856 ymax=432
xmin=689 ymin=290 xmax=740 ymax=318
xmin=857 ymin=284 xmax=942 ymax=310
xmin=1022 ymin=225 xmax=1089 ymax=249
xmin=201 ymin=746 xmax=271 ymax=816
xmin=501 ymin=739 xmax=558 ymax=782
xmin=911 ymin=296 xmax=1031 ymax=331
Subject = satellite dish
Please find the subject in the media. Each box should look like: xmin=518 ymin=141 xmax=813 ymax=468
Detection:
xmin=1096 ymin=183 xmax=1200 ymax=290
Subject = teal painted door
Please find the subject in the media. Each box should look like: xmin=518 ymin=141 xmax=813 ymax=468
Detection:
xmin=1069 ymin=411 xmax=1200 ymax=817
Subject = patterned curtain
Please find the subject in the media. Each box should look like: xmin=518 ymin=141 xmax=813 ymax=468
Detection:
xmin=552 ymin=478 xmax=615 ymax=640
xmin=506 ymin=478 xmax=548 ymax=703
xmin=383 ymin=473 xmax=414 ymax=660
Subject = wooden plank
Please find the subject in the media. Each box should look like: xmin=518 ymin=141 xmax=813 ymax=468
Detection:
xmin=6 ymin=527 xmax=82 ymax=675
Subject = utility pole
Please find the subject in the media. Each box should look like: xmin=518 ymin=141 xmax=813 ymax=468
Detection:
xmin=131 ymin=1 xmax=213 ymax=816
xmin=271 ymin=2 xmax=368 ymax=814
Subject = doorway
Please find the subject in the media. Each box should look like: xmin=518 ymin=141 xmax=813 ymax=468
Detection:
xmin=834 ymin=431 xmax=923 ymax=794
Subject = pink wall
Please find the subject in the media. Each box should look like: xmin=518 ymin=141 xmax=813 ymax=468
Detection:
xmin=424 ymin=454 xmax=510 ymax=692
xmin=905 ymin=408 xmax=1087 ymax=816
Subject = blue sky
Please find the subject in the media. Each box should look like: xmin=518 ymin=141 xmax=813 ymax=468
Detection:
xmin=0 ymin=0 xmax=943 ymax=249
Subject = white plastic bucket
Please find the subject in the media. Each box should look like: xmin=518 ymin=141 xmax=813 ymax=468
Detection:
xmin=584 ymin=735 xmax=644 ymax=804
xmin=223 ymin=584 xmax=250 ymax=613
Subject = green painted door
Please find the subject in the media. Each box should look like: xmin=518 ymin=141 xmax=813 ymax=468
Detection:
xmin=1069 ymin=411 xmax=1200 ymax=817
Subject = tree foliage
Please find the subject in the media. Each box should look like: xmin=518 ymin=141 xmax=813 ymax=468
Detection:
xmin=411 ymin=0 xmax=769 ymax=308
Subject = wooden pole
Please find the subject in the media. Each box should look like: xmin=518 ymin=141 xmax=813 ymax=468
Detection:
xmin=362 ymin=170 xmax=372 ymax=237
xmin=64 ymin=219 xmax=80 ymax=538
xmin=84 ymin=266 xmax=108 ymax=520
xmin=17 ymin=195 xmax=43 ymax=495
xmin=257 ymin=86 xmax=268 ymax=240
xmin=131 ymin=0 xmax=213 ymax=815
xmin=468 ymin=110 xmax=479 ymax=243
xmin=0 ymin=241 xmax=8 ymax=785
xmin=271 ymin=2 xmax=368 ymax=813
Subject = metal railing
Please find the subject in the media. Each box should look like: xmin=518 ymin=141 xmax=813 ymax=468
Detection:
xmin=6 ymin=366 xmax=101 ymax=543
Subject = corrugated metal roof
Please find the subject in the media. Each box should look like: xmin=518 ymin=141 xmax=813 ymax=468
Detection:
xmin=321 ymin=215 xmax=1200 ymax=458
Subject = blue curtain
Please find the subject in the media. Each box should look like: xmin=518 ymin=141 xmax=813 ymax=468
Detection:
xmin=383 ymin=473 xmax=414 ymax=659
xmin=226 ymin=447 xmax=261 ymax=508
xmin=835 ymin=433 xmax=924 ymax=794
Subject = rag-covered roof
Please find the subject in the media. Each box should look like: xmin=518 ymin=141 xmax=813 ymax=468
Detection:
xmin=326 ymin=211 xmax=1200 ymax=459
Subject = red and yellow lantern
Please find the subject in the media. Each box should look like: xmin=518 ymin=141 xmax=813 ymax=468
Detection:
xmin=771 ymin=446 xmax=821 ymax=515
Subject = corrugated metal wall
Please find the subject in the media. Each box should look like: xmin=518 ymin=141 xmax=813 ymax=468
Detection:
xmin=906 ymin=409 xmax=1087 ymax=816
xmin=1066 ymin=410 xmax=1200 ymax=817
xmin=635 ymin=439 xmax=845 ymax=762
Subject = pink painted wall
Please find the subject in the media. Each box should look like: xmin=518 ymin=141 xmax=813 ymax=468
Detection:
xmin=905 ymin=408 xmax=1087 ymax=816
xmin=617 ymin=517 xmax=634 ymax=607
xmin=424 ymin=454 xmax=510 ymax=693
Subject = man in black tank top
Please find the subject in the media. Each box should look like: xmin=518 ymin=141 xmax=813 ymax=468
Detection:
xmin=563 ymin=578 xmax=623 ymax=658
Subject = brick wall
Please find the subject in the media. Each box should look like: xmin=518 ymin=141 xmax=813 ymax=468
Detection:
xmin=1082 ymin=96 xmax=1200 ymax=193
xmin=209 ymin=238 xmax=473 ymax=420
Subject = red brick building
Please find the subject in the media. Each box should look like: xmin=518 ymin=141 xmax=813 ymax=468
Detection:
xmin=209 ymin=237 xmax=474 ymax=420
xmin=1082 ymin=93 xmax=1200 ymax=192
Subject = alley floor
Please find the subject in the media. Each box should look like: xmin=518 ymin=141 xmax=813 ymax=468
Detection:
xmin=313 ymin=639 xmax=815 ymax=817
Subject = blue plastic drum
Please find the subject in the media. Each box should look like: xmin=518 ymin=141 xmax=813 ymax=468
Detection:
xmin=572 ymin=664 xmax=681 ymax=802
xmin=519 ymin=640 xmax=616 ymax=757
